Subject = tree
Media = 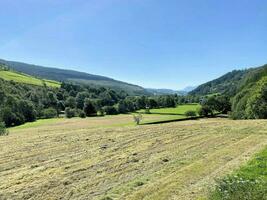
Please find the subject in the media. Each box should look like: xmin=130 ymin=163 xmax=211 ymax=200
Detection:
xmin=83 ymin=98 xmax=97 ymax=116
xmin=18 ymin=100 xmax=37 ymax=122
xmin=185 ymin=110 xmax=197 ymax=117
xmin=47 ymin=92 xmax=58 ymax=108
xmin=65 ymin=107 xmax=76 ymax=118
xmin=103 ymin=106 xmax=118 ymax=115
xmin=198 ymin=105 xmax=213 ymax=117
xmin=133 ymin=114 xmax=143 ymax=125
xmin=0 ymin=122 xmax=8 ymax=136
xmin=65 ymin=96 xmax=76 ymax=109
xmin=42 ymin=108 xmax=58 ymax=119
xmin=117 ymin=100 xmax=128 ymax=113
xmin=76 ymin=92 xmax=88 ymax=109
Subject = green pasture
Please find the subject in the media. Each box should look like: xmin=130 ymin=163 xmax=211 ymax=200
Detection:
xmin=0 ymin=70 xmax=60 ymax=88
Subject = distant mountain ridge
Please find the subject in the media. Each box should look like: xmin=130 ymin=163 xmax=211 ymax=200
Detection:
xmin=145 ymin=88 xmax=181 ymax=95
xmin=0 ymin=59 xmax=148 ymax=95
xmin=146 ymin=86 xmax=197 ymax=96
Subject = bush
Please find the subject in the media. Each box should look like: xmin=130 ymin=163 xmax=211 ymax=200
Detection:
xmin=65 ymin=107 xmax=76 ymax=118
xmin=133 ymin=114 xmax=143 ymax=125
xmin=209 ymin=176 xmax=267 ymax=200
xmin=103 ymin=106 xmax=118 ymax=115
xmin=185 ymin=110 xmax=197 ymax=117
xmin=42 ymin=108 xmax=58 ymax=119
xmin=77 ymin=109 xmax=86 ymax=118
xmin=0 ymin=122 xmax=8 ymax=136
xmin=2 ymin=108 xmax=25 ymax=127
xmin=83 ymin=98 xmax=97 ymax=116
xmin=198 ymin=105 xmax=213 ymax=117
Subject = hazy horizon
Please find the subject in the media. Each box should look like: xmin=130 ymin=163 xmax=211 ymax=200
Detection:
xmin=1 ymin=0 xmax=266 ymax=89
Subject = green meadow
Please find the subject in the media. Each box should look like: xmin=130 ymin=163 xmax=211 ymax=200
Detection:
xmin=137 ymin=104 xmax=200 ymax=115
xmin=0 ymin=70 xmax=60 ymax=88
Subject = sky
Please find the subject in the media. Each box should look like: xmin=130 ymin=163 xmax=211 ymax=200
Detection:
xmin=0 ymin=0 xmax=266 ymax=90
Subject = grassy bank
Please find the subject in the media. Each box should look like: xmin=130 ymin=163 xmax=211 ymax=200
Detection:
xmin=1 ymin=118 xmax=267 ymax=199
xmin=0 ymin=70 xmax=60 ymax=87
xmin=208 ymin=147 xmax=267 ymax=200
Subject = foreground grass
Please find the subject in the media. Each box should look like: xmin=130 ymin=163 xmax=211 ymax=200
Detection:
xmin=0 ymin=70 xmax=60 ymax=87
xmin=208 ymin=147 xmax=267 ymax=200
xmin=1 ymin=118 xmax=267 ymax=200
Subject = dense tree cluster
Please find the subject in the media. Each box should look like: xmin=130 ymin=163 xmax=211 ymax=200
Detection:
xmin=198 ymin=95 xmax=231 ymax=117
xmin=190 ymin=64 xmax=267 ymax=120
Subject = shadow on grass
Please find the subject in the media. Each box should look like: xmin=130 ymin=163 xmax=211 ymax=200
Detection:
xmin=136 ymin=112 xmax=185 ymax=116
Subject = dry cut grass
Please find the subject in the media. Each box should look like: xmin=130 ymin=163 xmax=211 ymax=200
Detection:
xmin=0 ymin=118 xmax=267 ymax=200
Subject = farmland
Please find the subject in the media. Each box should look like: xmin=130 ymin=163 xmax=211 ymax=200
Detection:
xmin=137 ymin=104 xmax=200 ymax=115
xmin=1 ymin=116 xmax=267 ymax=200
xmin=0 ymin=70 xmax=60 ymax=88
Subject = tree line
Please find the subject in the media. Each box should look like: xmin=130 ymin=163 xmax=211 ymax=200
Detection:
xmin=0 ymin=78 xmax=198 ymax=128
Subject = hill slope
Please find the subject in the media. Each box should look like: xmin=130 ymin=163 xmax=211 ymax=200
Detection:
xmin=0 ymin=64 xmax=60 ymax=88
xmin=190 ymin=63 xmax=267 ymax=119
xmin=0 ymin=59 xmax=148 ymax=95
xmin=189 ymin=69 xmax=253 ymax=96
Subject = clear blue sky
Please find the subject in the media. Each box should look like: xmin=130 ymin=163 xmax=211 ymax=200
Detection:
xmin=0 ymin=0 xmax=266 ymax=90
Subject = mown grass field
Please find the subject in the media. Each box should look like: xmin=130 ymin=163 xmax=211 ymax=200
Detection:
xmin=0 ymin=70 xmax=60 ymax=88
xmin=1 ymin=116 xmax=267 ymax=200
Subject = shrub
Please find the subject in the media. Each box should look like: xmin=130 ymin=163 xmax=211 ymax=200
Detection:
xmin=42 ymin=108 xmax=58 ymax=119
xmin=83 ymin=98 xmax=97 ymax=116
xmin=185 ymin=110 xmax=197 ymax=117
xmin=209 ymin=176 xmax=267 ymax=200
xmin=133 ymin=114 xmax=143 ymax=125
xmin=103 ymin=106 xmax=118 ymax=115
xmin=65 ymin=107 xmax=76 ymax=118
xmin=77 ymin=109 xmax=86 ymax=118
xmin=198 ymin=105 xmax=213 ymax=117
xmin=0 ymin=122 xmax=8 ymax=136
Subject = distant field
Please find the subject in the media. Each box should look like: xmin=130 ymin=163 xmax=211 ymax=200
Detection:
xmin=1 ymin=116 xmax=267 ymax=200
xmin=9 ymin=114 xmax=185 ymax=131
xmin=0 ymin=70 xmax=60 ymax=88
xmin=137 ymin=104 xmax=201 ymax=115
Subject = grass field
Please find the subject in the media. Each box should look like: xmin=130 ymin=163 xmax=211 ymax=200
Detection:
xmin=1 ymin=116 xmax=267 ymax=200
xmin=137 ymin=104 xmax=201 ymax=115
xmin=0 ymin=70 xmax=60 ymax=88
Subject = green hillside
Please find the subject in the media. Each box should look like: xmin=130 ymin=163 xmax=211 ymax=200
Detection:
xmin=190 ymin=64 xmax=267 ymax=97
xmin=0 ymin=59 xmax=148 ymax=95
xmin=190 ymin=64 xmax=267 ymax=119
xmin=0 ymin=66 xmax=60 ymax=88
xmin=231 ymin=65 xmax=267 ymax=119
xmin=189 ymin=69 xmax=253 ymax=96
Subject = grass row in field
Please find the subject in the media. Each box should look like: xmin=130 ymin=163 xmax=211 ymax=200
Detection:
xmin=208 ymin=147 xmax=267 ymax=200
xmin=0 ymin=70 xmax=60 ymax=88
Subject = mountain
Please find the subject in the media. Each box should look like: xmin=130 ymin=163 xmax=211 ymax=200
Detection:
xmin=181 ymin=86 xmax=197 ymax=93
xmin=146 ymin=86 xmax=197 ymax=96
xmin=0 ymin=59 xmax=148 ymax=96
